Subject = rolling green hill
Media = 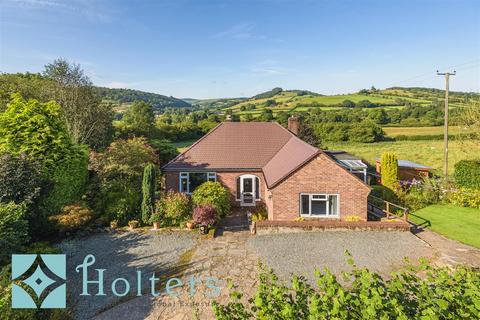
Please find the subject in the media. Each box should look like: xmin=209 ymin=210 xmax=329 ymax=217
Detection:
xmin=218 ymin=87 xmax=479 ymax=117
xmin=96 ymin=87 xmax=191 ymax=111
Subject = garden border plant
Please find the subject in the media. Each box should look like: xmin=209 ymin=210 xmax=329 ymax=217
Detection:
xmin=213 ymin=253 xmax=480 ymax=319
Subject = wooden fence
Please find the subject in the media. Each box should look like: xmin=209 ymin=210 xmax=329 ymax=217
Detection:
xmin=367 ymin=195 xmax=409 ymax=222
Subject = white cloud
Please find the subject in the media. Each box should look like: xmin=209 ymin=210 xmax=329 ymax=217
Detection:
xmin=213 ymin=22 xmax=265 ymax=40
xmin=2 ymin=0 xmax=114 ymax=23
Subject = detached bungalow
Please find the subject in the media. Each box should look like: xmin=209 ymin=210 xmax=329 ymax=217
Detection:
xmin=162 ymin=118 xmax=371 ymax=221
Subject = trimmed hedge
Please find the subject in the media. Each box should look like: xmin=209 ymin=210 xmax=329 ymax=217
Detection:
xmin=454 ymin=160 xmax=480 ymax=189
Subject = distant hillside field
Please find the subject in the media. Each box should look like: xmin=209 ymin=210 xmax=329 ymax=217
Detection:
xmin=328 ymin=139 xmax=479 ymax=175
xmin=382 ymin=126 xmax=467 ymax=137
xmin=216 ymin=87 xmax=478 ymax=118
xmin=97 ymin=87 xmax=191 ymax=111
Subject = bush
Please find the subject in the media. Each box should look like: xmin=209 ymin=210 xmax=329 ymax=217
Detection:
xmin=399 ymin=177 xmax=446 ymax=211
xmin=192 ymin=181 xmax=231 ymax=218
xmin=49 ymin=204 xmax=93 ymax=235
xmin=251 ymin=203 xmax=268 ymax=221
xmin=0 ymin=202 xmax=29 ymax=266
xmin=370 ymin=185 xmax=399 ymax=203
xmin=193 ymin=205 xmax=217 ymax=226
xmin=89 ymin=137 xmax=157 ymax=223
xmin=0 ymin=153 xmax=43 ymax=205
xmin=213 ymin=258 xmax=480 ymax=319
xmin=160 ymin=191 xmax=191 ymax=226
xmin=141 ymin=164 xmax=156 ymax=225
xmin=446 ymin=187 xmax=480 ymax=208
xmin=454 ymin=160 xmax=480 ymax=189
xmin=149 ymin=201 xmax=163 ymax=224
xmin=381 ymin=152 xmax=398 ymax=190
xmin=39 ymin=146 xmax=89 ymax=216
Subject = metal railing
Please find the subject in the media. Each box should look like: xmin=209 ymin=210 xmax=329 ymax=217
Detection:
xmin=367 ymin=195 xmax=409 ymax=222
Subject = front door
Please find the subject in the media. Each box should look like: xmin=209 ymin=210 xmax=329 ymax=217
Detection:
xmin=240 ymin=177 xmax=255 ymax=206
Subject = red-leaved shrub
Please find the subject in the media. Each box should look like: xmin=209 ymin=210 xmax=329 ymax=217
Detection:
xmin=193 ymin=205 xmax=217 ymax=226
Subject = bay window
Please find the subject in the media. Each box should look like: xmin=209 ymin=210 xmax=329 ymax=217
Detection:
xmin=179 ymin=172 xmax=216 ymax=193
xmin=300 ymin=193 xmax=339 ymax=217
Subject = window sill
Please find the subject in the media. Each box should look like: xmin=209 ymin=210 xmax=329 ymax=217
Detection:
xmin=300 ymin=215 xmax=340 ymax=219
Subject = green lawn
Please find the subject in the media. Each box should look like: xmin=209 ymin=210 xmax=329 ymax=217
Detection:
xmin=171 ymin=139 xmax=197 ymax=152
xmin=409 ymin=204 xmax=480 ymax=248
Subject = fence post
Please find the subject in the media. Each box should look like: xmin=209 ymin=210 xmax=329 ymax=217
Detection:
xmin=386 ymin=202 xmax=390 ymax=219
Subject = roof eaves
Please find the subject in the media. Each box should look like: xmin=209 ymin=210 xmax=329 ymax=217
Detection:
xmin=163 ymin=167 xmax=263 ymax=172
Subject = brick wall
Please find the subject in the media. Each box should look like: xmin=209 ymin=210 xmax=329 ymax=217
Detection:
xmin=164 ymin=170 xmax=266 ymax=206
xmin=270 ymin=153 xmax=370 ymax=221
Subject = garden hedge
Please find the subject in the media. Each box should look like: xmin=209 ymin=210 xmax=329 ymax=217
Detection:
xmin=454 ymin=160 xmax=480 ymax=189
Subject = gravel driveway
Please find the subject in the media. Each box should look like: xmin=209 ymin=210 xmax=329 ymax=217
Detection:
xmin=248 ymin=231 xmax=433 ymax=283
xmin=57 ymin=230 xmax=197 ymax=320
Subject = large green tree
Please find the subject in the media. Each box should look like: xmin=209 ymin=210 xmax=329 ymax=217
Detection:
xmin=43 ymin=59 xmax=113 ymax=149
xmin=0 ymin=94 xmax=88 ymax=235
xmin=122 ymin=101 xmax=155 ymax=136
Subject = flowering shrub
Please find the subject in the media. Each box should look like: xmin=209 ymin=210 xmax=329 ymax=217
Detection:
xmin=160 ymin=191 xmax=191 ymax=226
xmin=193 ymin=205 xmax=217 ymax=226
xmin=446 ymin=187 xmax=480 ymax=209
xmin=213 ymin=255 xmax=480 ymax=319
xmin=192 ymin=182 xmax=231 ymax=217
xmin=344 ymin=215 xmax=361 ymax=222
xmin=49 ymin=204 xmax=93 ymax=234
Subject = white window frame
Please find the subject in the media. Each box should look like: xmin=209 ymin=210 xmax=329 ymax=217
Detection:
xmin=299 ymin=193 xmax=340 ymax=218
xmin=236 ymin=174 xmax=261 ymax=201
xmin=179 ymin=172 xmax=216 ymax=194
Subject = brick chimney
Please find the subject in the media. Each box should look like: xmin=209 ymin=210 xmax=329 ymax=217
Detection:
xmin=288 ymin=116 xmax=299 ymax=135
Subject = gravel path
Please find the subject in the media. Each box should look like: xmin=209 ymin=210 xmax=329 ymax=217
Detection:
xmin=57 ymin=230 xmax=198 ymax=320
xmin=248 ymin=231 xmax=433 ymax=283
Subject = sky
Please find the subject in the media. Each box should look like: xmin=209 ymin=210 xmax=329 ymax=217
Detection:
xmin=1 ymin=0 xmax=479 ymax=99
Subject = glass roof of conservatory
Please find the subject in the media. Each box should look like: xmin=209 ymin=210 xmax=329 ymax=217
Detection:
xmin=339 ymin=159 xmax=367 ymax=169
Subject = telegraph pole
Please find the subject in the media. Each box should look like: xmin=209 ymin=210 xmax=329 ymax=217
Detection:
xmin=436 ymin=70 xmax=456 ymax=179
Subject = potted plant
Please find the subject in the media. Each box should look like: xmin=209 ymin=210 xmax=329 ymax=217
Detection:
xmin=128 ymin=220 xmax=139 ymax=230
xmin=110 ymin=219 xmax=118 ymax=229
xmin=193 ymin=205 xmax=217 ymax=235
xmin=186 ymin=220 xmax=195 ymax=230
xmin=149 ymin=212 xmax=162 ymax=230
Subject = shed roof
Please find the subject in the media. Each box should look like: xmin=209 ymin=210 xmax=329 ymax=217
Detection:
xmin=375 ymin=158 xmax=432 ymax=170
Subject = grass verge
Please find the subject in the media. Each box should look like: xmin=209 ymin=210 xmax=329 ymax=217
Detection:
xmin=409 ymin=204 xmax=480 ymax=248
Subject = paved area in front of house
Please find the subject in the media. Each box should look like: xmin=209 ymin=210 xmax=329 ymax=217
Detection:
xmin=247 ymin=231 xmax=434 ymax=283
xmin=57 ymin=230 xmax=198 ymax=320
xmin=62 ymin=210 xmax=480 ymax=320
xmin=413 ymin=228 xmax=480 ymax=267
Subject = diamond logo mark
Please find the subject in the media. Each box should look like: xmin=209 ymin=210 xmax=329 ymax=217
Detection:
xmin=11 ymin=254 xmax=66 ymax=309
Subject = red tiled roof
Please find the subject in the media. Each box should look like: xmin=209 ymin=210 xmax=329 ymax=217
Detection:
xmin=163 ymin=122 xmax=319 ymax=187
xmin=263 ymin=137 xmax=319 ymax=187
